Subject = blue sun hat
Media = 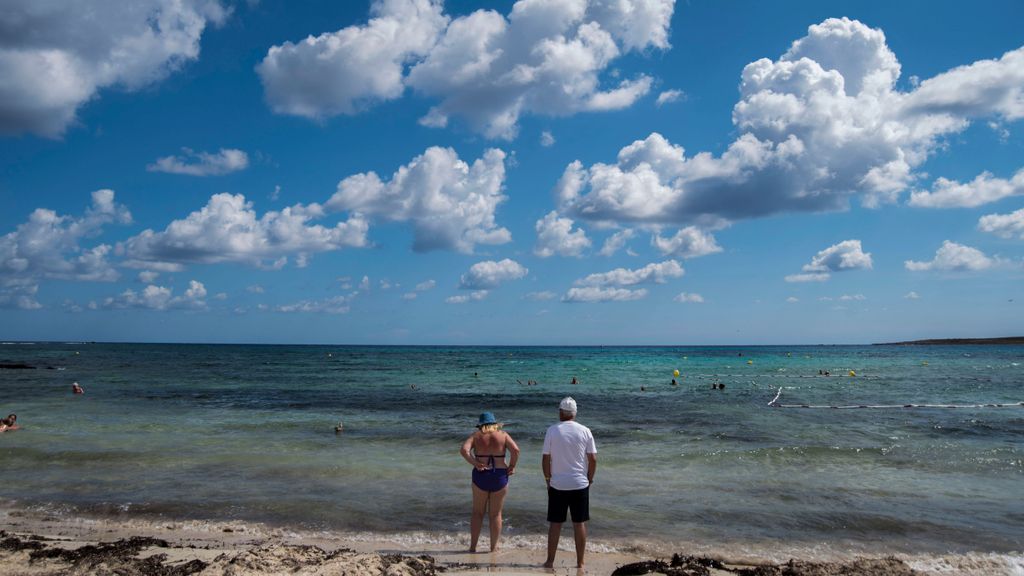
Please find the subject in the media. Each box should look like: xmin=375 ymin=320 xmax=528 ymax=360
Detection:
xmin=477 ymin=412 xmax=498 ymax=427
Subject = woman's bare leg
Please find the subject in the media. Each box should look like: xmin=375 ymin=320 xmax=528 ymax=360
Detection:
xmin=487 ymin=486 xmax=508 ymax=552
xmin=470 ymin=484 xmax=489 ymax=552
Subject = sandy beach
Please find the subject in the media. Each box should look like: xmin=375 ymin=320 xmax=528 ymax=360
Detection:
xmin=2 ymin=506 xmax=1020 ymax=576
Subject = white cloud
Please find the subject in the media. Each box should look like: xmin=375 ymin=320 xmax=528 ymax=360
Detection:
xmin=246 ymin=284 xmax=265 ymax=294
xmin=555 ymin=19 xmax=1024 ymax=227
xmin=103 ymin=280 xmax=208 ymax=310
xmin=786 ymin=296 xmax=799 ymax=303
xmin=147 ymin=148 xmax=249 ymax=176
xmin=0 ymin=0 xmax=229 ymax=137
xmin=540 ymin=131 xmax=556 ymax=147
xmin=534 ymin=211 xmax=591 ymax=257
xmin=446 ymin=290 xmax=488 ymax=304
xmin=328 ymin=147 xmax=510 ymax=253
xmin=1 ymin=190 xmax=132 ymax=309
xmin=563 ymin=286 xmax=647 ymax=302
xmin=524 ymin=291 xmax=557 ymax=301
xmin=655 ymin=89 xmax=685 ymax=106
xmin=786 ymin=240 xmax=871 ymax=282
xmin=909 ymin=168 xmax=1024 ymax=208
xmin=260 ymin=0 xmax=673 ymax=139
xmin=651 ymin=226 xmax=722 ymax=259
xmin=979 ymin=207 xmax=1024 ymax=239
xmin=402 ymin=292 xmax=417 ymax=300
xmin=459 ymin=258 xmax=528 ymax=289
xmin=802 ymin=240 xmax=873 ymax=272
xmin=121 ymin=193 xmax=368 ymax=270
xmin=839 ymin=294 xmax=866 ymax=301
xmin=415 ymin=279 xmax=436 ymax=291
xmin=276 ymin=294 xmax=355 ymax=314
xmin=138 ymin=271 xmax=159 ymax=283
xmin=674 ymin=292 xmax=703 ymax=303
xmin=359 ymin=276 xmax=370 ymax=291
xmin=256 ymin=0 xmax=447 ymax=118
xmin=905 ymin=240 xmax=1000 ymax=272
xmin=575 ymin=260 xmax=683 ymax=287
xmin=784 ymin=273 xmax=830 ymax=283
xmin=598 ymin=228 xmax=635 ymax=256
xmin=904 ymin=291 xmax=920 ymax=299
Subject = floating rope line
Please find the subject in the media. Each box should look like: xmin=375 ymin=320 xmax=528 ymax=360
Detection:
xmin=767 ymin=387 xmax=1024 ymax=409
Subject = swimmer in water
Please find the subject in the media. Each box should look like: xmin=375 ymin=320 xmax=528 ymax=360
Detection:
xmin=0 ymin=414 xmax=19 ymax=432
xmin=671 ymin=379 xmax=677 ymax=386
xmin=72 ymin=382 xmax=84 ymax=394
xmin=334 ymin=421 xmax=344 ymax=433
xmin=571 ymin=376 xmax=577 ymax=385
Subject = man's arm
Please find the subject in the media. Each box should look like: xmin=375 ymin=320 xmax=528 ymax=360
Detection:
xmin=542 ymin=454 xmax=551 ymax=487
xmin=586 ymin=453 xmax=597 ymax=485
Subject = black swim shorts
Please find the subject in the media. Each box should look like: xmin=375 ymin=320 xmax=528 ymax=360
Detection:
xmin=546 ymin=486 xmax=590 ymax=523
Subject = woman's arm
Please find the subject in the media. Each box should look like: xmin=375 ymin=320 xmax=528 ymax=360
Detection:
xmin=461 ymin=433 xmax=486 ymax=469
xmin=504 ymin=432 xmax=520 ymax=475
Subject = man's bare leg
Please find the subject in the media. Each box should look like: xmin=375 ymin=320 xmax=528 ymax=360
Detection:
xmin=543 ymin=522 xmax=562 ymax=568
xmin=469 ymin=485 xmax=489 ymax=552
xmin=573 ymin=522 xmax=587 ymax=567
xmin=487 ymin=486 xmax=508 ymax=552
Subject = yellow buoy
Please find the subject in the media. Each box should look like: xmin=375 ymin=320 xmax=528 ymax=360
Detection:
xmin=849 ymin=370 xmax=856 ymax=377
xmin=673 ymin=369 xmax=680 ymax=377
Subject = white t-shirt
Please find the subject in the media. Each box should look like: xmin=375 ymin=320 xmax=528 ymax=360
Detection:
xmin=542 ymin=420 xmax=597 ymax=491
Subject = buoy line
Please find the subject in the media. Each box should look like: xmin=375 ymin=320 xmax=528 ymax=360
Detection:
xmin=767 ymin=387 xmax=1024 ymax=409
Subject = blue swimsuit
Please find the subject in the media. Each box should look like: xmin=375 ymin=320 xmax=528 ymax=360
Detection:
xmin=472 ymin=453 xmax=509 ymax=492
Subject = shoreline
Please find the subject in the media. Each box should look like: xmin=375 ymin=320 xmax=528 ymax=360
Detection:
xmin=1 ymin=506 xmax=1021 ymax=575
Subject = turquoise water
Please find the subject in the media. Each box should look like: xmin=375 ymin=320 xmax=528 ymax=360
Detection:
xmin=0 ymin=343 xmax=1021 ymax=555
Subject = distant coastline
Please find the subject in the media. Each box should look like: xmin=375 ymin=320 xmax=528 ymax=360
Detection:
xmin=875 ymin=336 xmax=1024 ymax=345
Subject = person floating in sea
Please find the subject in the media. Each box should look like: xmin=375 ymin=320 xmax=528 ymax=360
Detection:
xmin=72 ymin=382 xmax=84 ymax=394
xmin=410 ymin=383 xmax=418 ymax=390
xmin=0 ymin=414 xmax=19 ymax=432
xmin=334 ymin=421 xmax=344 ymax=433
xmin=571 ymin=376 xmax=577 ymax=385
xmin=671 ymin=378 xmax=677 ymax=386
xmin=542 ymin=397 xmax=597 ymax=569
xmin=460 ymin=412 xmax=520 ymax=553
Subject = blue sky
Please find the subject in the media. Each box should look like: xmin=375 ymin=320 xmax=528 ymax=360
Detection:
xmin=1 ymin=0 xmax=1022 ymax=344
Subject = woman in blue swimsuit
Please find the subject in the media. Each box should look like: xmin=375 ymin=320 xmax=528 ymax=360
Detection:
xmin=460 ymin=412 xmax=520 ymax=553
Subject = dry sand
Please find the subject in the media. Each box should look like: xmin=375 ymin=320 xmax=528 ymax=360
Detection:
xmin=0 ymin=507 xmax=1019 ymax=575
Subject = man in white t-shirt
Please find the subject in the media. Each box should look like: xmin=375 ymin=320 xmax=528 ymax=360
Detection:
xmin=541 ymin=396 xmax=597 ymax=569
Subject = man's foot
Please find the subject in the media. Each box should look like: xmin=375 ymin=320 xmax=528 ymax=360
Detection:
xmin=542 ymin=561 xmax=554 ymax=568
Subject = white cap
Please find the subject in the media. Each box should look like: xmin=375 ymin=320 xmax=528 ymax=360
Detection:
xmin=559 ymin=397 xmax=577 ymax=414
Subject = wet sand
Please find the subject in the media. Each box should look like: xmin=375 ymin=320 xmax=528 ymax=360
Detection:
xmin=0 ymin=507 xmax=1019 ymax=575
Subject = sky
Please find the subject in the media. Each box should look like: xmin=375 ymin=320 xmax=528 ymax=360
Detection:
xmin=1 ymin=0 xmax=1023 ymax=345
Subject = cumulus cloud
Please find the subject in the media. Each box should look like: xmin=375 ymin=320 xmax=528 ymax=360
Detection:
xmin=905 ymin=240 xmax=1001 ymax=272
xmin=554 ymin=18 xmax=1024 ymax=228
xmin=786 ymin=239 xmax=872 ymax=281
xmin=575 ymin=260 xmax=683 ymax=288
xmin=259 ymin=0 xmax=673 ymax=139
xmin=909 ymin=168 xmax=1024 ymax=208
xmin=534 ymin=211 xmax=591 ymax=257
xmin=328 ymin=147 xmax=510 ymax=253
xmin=655 ymin=89 xmax=685 ymax=106
xmin=598 ymin=228 xmax=635 ymax=256
xmin=0 ymin=0 xmax=228 ymax=137
xmin=786 ymin=296 xmax=799 ymax=303
xmin=446 ymin=290 xmax=488 ymax=304
xmin=563 ymin=286 xmax=647 ymax=302
xmin=979 ymin=207 xmax=1024 ymax=239
xmin=138 ymin=270 xmax=159 ymax=283
xmin=121 ymin=193 xmax=368 ymax=270
xmin=674 ymin=292 xmax=703 ymax=303
xmin=275 ymin=294 xmax=355 ymax=314
xmin=904 ymin=291 xmax=920 ymax=299
xmin=104 ymin=280 xmax=208 ymax=310
xmin=415 ymin=279 xmax=436 ymax=291
xmin=458 ymin=258 xmax=528 ymax=289
xmin=147 ymin=148 xmax=249 ymax=176
xmin=651 ymin=226 xmax=722 ymax=258
xmin=838 ymin=294 xmax=866 ymax=301
xmin=246 ymin=284 xmax=265 ymax=294
xmin=0 ymin=190 xmax=132 ymax=309
xmin=540 ymin=131 xmax=556 ymax=147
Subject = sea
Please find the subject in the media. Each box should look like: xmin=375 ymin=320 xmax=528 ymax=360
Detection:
xmin=1 ymin=343 xmax=1021 ymax=566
